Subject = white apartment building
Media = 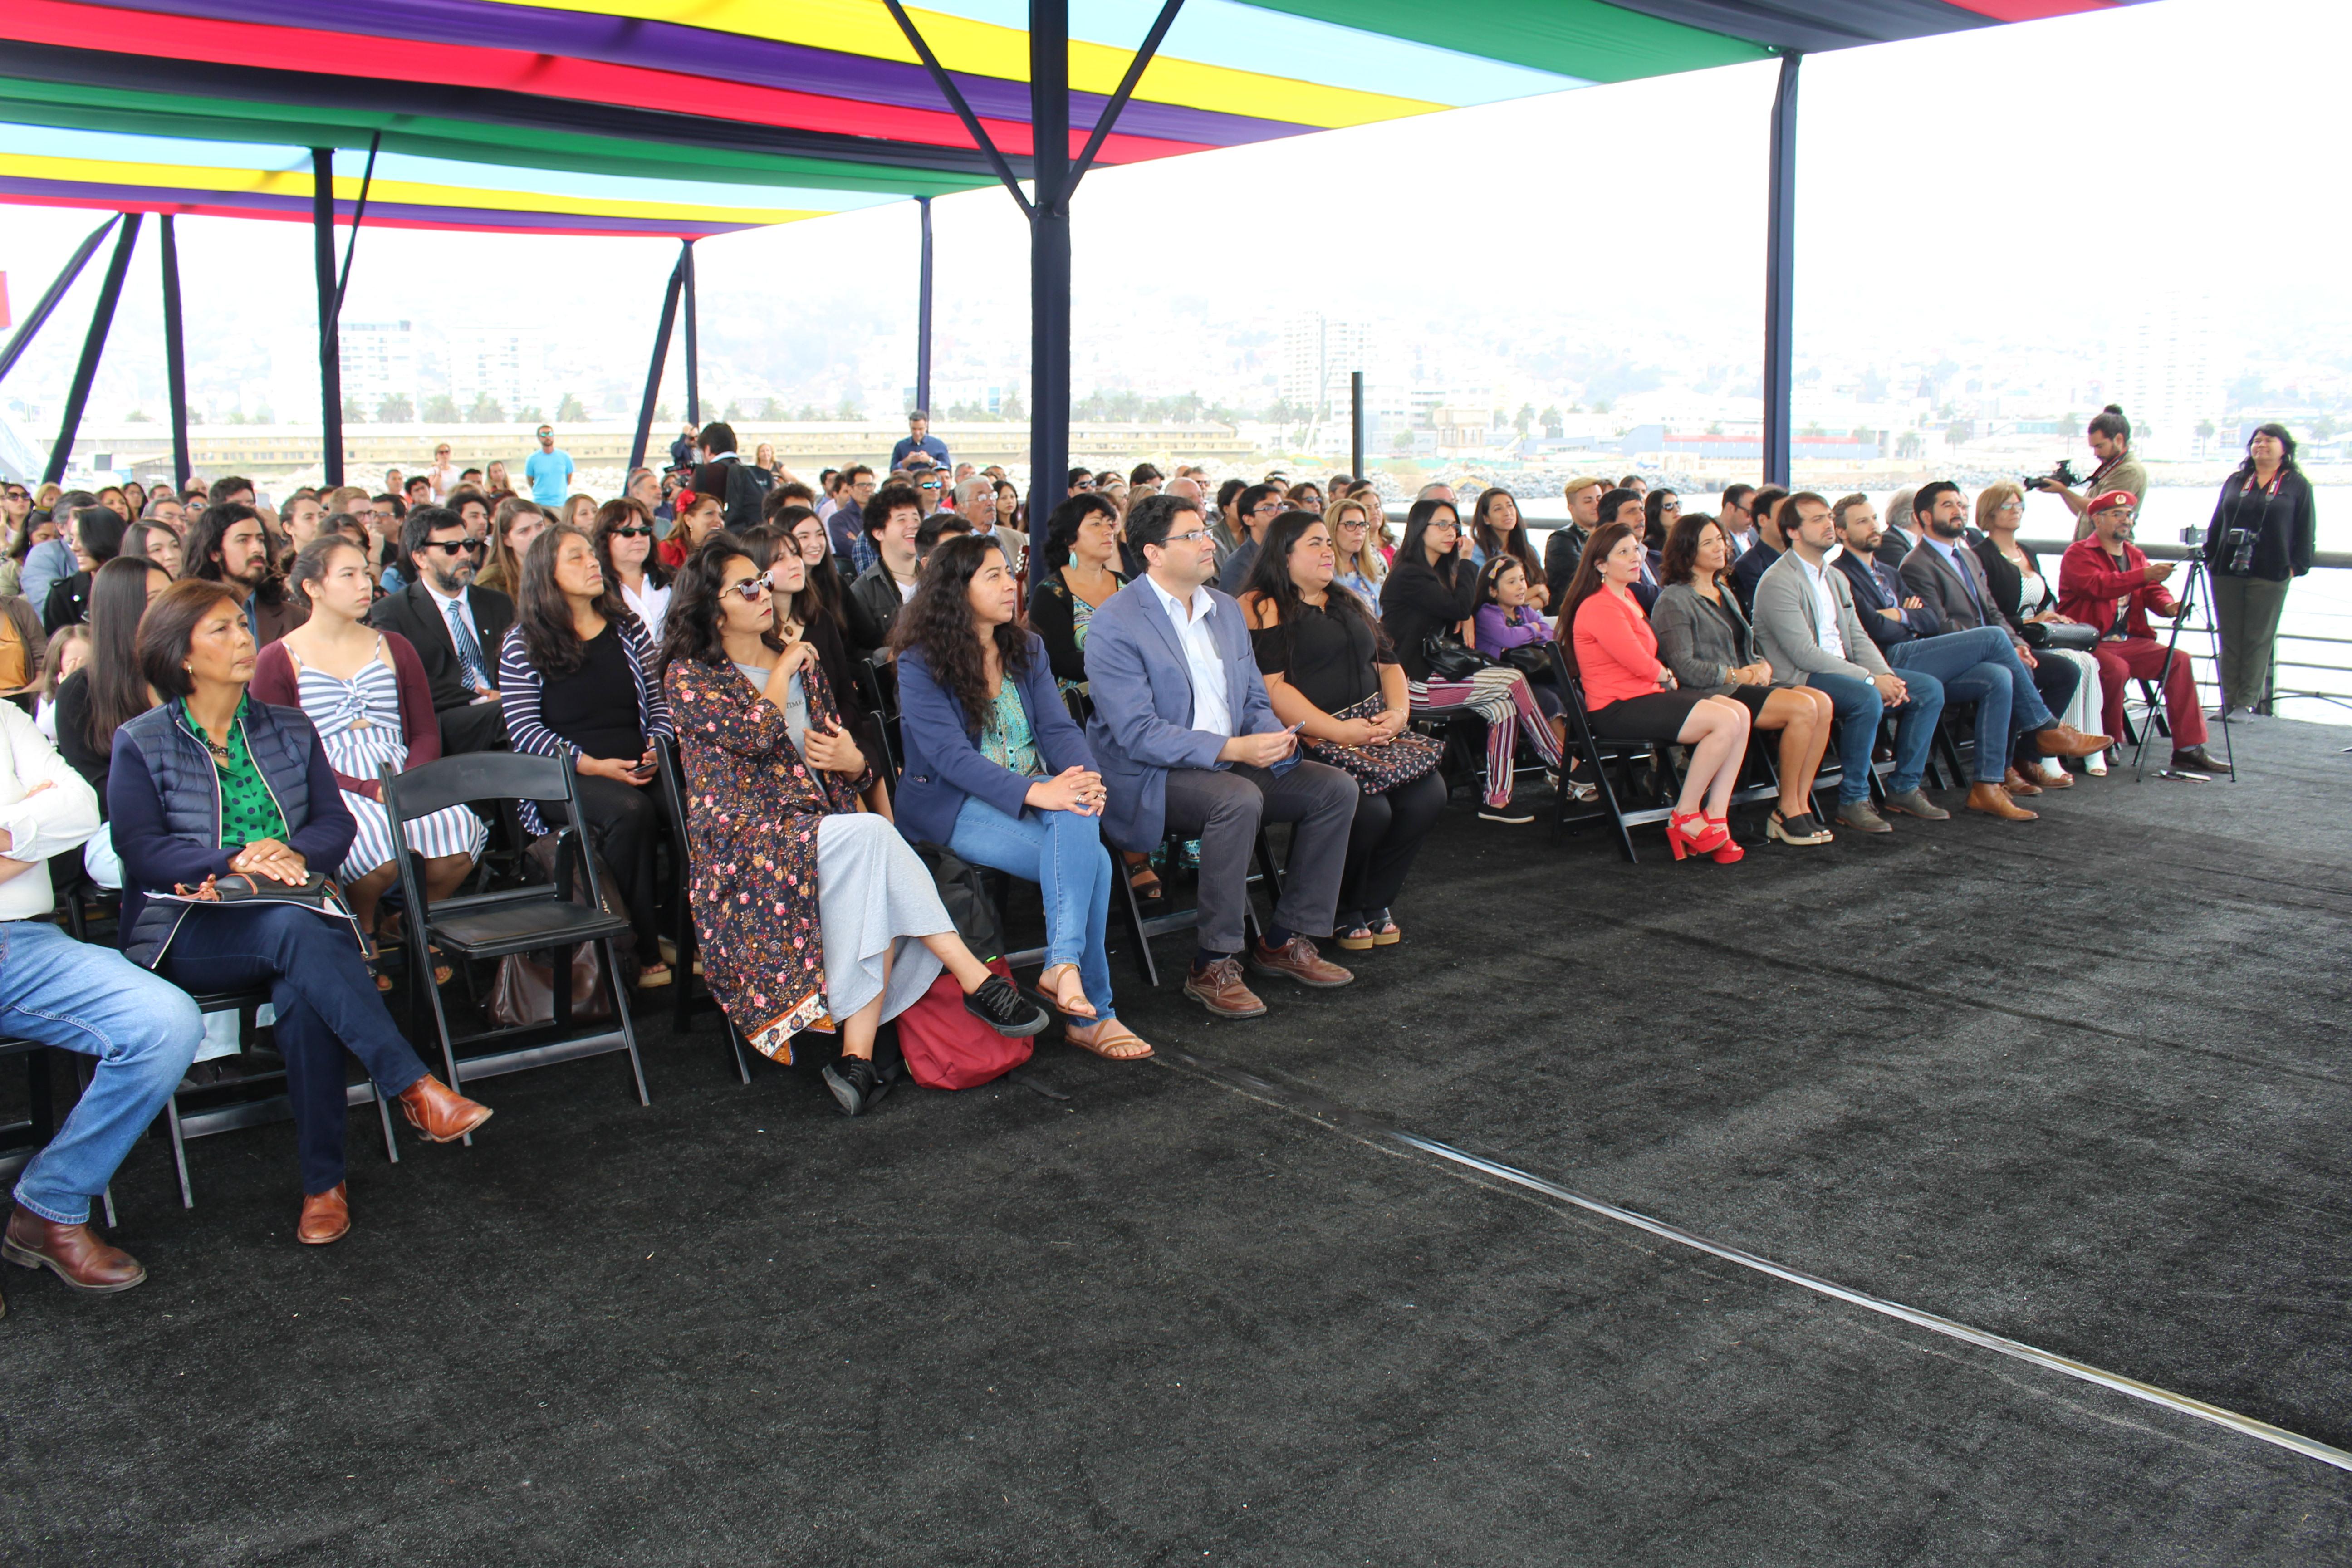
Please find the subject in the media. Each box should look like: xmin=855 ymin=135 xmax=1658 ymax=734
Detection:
xmin=448 ymin=327 xmax=548 ymax=417
xmin=2106 ymin=289 xmax=2222 ymax=458
xmin=340 ymin=321 xmax=417 ymax=418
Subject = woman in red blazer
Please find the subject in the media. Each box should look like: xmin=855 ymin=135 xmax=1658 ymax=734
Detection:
xmin=1558 ymin=522 xmax=1753 ymax=862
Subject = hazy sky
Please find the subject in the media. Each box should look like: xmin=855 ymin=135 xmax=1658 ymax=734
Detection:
xmin=0 ymin=0 xmax=2335 ymax=423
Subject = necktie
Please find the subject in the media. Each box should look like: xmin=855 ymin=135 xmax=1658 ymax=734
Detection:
xmin=446 ymin=598 xmax=490 ymax=691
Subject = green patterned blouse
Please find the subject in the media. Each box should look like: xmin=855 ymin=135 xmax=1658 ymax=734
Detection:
xmin=180 ymin=696 xmax=289 ymax=847
xmin=978 ymin=679 xmax=1044 ymax=779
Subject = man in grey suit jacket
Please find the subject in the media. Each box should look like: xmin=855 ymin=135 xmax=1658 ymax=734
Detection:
xmin=1084 ymin=493 xmax=1358 ymax=1019
xmin=1751 ymin=492 xmax=1949 ymax=833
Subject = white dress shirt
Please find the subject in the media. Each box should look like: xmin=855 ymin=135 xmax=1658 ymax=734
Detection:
xmin=0 ymin=702 xmax=101 ymax=921
xmin=1796 ymin=555 xmax=1846 ymax=659
xmin=620 ymin=576 xmax=671 ymax=643
xmin=1146 ymin=574 xmax=1235 ymax=738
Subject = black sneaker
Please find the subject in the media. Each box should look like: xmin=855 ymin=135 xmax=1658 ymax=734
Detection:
xmin=963 ymin=974 xmax=1049 ymax=1037
xmin=1478 ymin=801 xmax=1536 ymax=824
xmin=822 ymin=1055 xmax=892 ymax=1117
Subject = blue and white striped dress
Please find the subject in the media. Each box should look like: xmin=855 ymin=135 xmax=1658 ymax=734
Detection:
xmin=292 ymin=641 xmax=488 ymax=882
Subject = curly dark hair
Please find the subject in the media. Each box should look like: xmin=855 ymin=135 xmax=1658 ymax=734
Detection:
xmin=1241 ymin=509 xmax=1387 ymax=678
xmin=1659 ymin=512 xmax=1730 ymax=588
xmin=885 ymin=533 xmax=1032 ymax=738
xmin=655 ymin=534 xmax=781 ymax=681
xmin=1044 ymin=492 xmax=1119 ymax=571
xmin=515 ymin=523 xmax=628 ymax=677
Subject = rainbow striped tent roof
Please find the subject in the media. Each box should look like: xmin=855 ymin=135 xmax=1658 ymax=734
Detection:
xmin=0 ymin=0 xmax=2147 ymax=238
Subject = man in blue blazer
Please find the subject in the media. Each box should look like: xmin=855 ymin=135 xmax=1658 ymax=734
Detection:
xmin=1083 ymin=493 xmax=1358 ymax=1019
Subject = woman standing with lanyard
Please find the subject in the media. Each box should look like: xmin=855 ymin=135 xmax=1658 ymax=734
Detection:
xmin=2204 ymin=424 xmax=2317 ymax=717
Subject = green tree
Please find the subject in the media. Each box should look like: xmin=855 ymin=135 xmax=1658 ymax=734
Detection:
xmin=834 ymin=396 xmax=862 ymax=420
xmin=466 ymin=392 xmax=506 ymax=424
xmin=1513 ymin=402 xmax=1535 ymax=436
xmin=2057 ymin=410 xmax=2082 ymax=440
xmin=124 ymin=407 xmax=151 ymax=423
xmin=342 ymin=395 xmax=368 ymax=425
xmin=654 ymin=400 xmax=673 ymax=423
xmin=2312 ymin=414 xmax=2339 ymax=441
xmin=514 ymin=405 xmax=543 ymax=425
xmin=556 ymin=392 xmax=588 ymax=422
xmin=421 ymin=393 xmax=458 ymax=422
xmin=760 ymin=397 xmax=783 ymax=420
xmin=1000 ymin=390 xmax=1025 ymax=421
xmin=1539 ymin=404 xmax=1563 ymax=436
xmin=724 ymin=401 xmax=745 ymax=422
xmin=1590 ymin=397 xmax=1611 ymax=415
xmin=377 ymin=393 xmax=415 ymax=422
xmin=1945 ymin=417 xmax=1975 ymax=446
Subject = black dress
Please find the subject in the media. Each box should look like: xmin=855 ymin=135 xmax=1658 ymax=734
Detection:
xmin=538 ymin=623 xmax=644 ymax=760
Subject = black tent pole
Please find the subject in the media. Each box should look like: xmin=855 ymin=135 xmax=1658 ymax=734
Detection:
xmin=0 ymin=215 xmax=118 ymax=391
xmin=1027 ymin=0 xmax=1071 ymax=569
xmin=1350 ymin=371 xmax=1365 ymax=480
xmin=681 ymin=240 xmax=700 ymax=426
xmin=42 ymin=213 xmax=142 ymax=486
xmin=160 ymin=214 xmax=191 ymax=493
xmin=312 ymin=147 xmax=344 ymax=487
xmin=916 ymin=196 xmax=934 ymax=416
xmin=628 ymin=252 xmax=687 ymax=473
xmin=1761 ymin=52 xmax=1800 ymax=490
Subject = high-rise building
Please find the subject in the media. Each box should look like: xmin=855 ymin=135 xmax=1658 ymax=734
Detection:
xmin=2107 ymin=289 xmax=2220 ymax=459
xmin=448 ymin=327 xmax=548 ymax=418
xmin=1281 ymin=314 xmax=1368 ymax=418
xmin=340 ymin=321 xmax=417 ymax=420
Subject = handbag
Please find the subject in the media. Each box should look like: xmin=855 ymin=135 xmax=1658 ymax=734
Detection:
xmin=485 ymin=833 xmax=637 ymax=1028
xmin=2021 ymin=621 xmax=2097 ymax=652
xmin=1420 ymin=632 xmax=1491 ymax=681
xmin=1498 ymin=643 xmax=1551 ymax=677
xmin=896 ymin=956 xmax=1032 ymax=1091
xmin=1300 ymin=694 xmax=1445 ymax=794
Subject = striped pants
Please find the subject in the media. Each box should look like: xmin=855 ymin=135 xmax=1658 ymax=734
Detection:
xmin=1409 ymin=666 xmax=1563 ymax=807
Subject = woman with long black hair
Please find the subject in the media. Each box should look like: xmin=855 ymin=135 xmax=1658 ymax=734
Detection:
xmin=1377 ymin=498 xmax=1563 ymax=825
xmin=2205 ymin=422 xmax=2317 ymax=716
xmin=777 ymin=504 xmax=848 ymax=635
xmin=1468 ymin=486 xmax=1544 ymax=592
xmin=54 ymin=554 xmax=170 ymax=801
xmin=890 ymin=534 xmax=1144 ymax=1061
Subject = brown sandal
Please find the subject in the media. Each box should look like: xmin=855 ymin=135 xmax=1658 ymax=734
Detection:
xmin=1064 ymin=1018 xmax=1153 ymax=1062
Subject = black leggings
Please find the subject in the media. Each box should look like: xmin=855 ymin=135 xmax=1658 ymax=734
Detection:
xmin=1338 ymin=767 xmax=1447 ymax=922
xmin=544 ymin=775 xmax=664 ymax=952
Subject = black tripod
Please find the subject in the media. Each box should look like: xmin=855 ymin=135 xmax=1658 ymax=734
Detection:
xmin=2129 ymin=551 xmax=2234 ymax=783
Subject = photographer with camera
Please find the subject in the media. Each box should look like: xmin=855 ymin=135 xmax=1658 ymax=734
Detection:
xmin=2203 ymin=423 xmax=2316 ymax=718
xmin=2034 ymin=406 xmax=2146 ymax=540
xmin=2058 ymin=491 xmax=2222 ymax=774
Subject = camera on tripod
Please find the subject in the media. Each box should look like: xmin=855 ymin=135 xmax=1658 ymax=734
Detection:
xmin=2024 ymin=459 xmax=2082 ymax=493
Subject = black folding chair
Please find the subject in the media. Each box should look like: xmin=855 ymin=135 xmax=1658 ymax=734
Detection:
xmin=853 ymin=652 xmax=902 ymax=790
xmin=651 ymin=736 xmax=754 ymax=1084
xmin=382 ymin=752 xmax=649 ymax=1110
xmin=1545 ymin=642 xmax=1669 ymax=861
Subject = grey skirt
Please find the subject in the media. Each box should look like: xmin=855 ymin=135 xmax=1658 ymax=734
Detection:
xmin=815 ymin=813 xmax=952 ymax=1025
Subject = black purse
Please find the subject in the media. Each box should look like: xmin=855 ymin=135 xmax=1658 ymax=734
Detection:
xmin=2021 ymin=621 xmax=2097 ymax=652
xmin=1420 ymin=632 xmax=1491 ymax=681
xmin=1498 ymin=644 xmax=1551 ymax=677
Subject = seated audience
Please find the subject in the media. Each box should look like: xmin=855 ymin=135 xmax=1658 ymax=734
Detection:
xmin=1327 ymin=497 xmax=1385 ymax=611
xmin=1717 ymin=484 xmax=1757 ymax=556
xmin=368 ymin=505 xmax=511 ymax=756
xmin=892 ymin=534 xmax=1147 ymax=1061
xmin=1543 ymin=476 xmax=1607 ymax=617
xmin=776 ymin=504 xmax=848 ymax=634
xmin=1380 ymin=498 xmax=1563 ymax=825
xmin=1468 ymin=487 xmax=1544 ymax=592
xmin=1594 ymin=487 xmax=1661 ymax=612
xmin=185 ymin=502 xmax=309 ymax=647
xmin=1728 ymin=488 xmax=1791 ymax=617
xmin=914 ymin=510 xmax=974 ymax=566
xmin=32 ymin=626 xmax=88 ymax=743
xmin=1029 ymin=494 xmax=1126 ymax=698
xmin=1971 ymin=484 xmax=2107 ymax=781
xmin=594 ymin=498 xmax=671 ymax=642
xmin=43 ymin=505 xmax=127 ymax=634
xmin=1214 ymin=483 xmax=1287 ymax=595
xmin=0 ymin=698 xmax=203 ymax=1303
xmin=123 ymin=517 xmax=184 ymax=578
xmin=254 ymin=537 xmax=486 ymax=943
xmin=2058 ymin=491 xmax=2222 ymax=775
xmin=1561 ymin=522 xmax=1754 ymax=862
xmin=109 ymin=580 xmax=491 ymax=1244
xmin=846 ymin=482 xmax=926 ymax=659
xmin=730 ymin=523 xmax=889 ymax=818
xmin=1651 ymin=513 xmax=1837 ymax=846
xmin=1875 ymin=487 xmax=1920 ymax=568
xmin=1243 ymin=510 xmax=1445 ymax=950
xmin=21 ymin=494 xmax=88 ymax=608
xmin=55 ymin=556 xmax=171 ymax=805
xmin=497 ymin=525 xmax=675 ymax=987
xmin=1083 ymin=493 xmax=1358 ymax=1020
xmin=657 ymin=539 xmax=1045 ymax=1115
xmin=1469 ymin=555 xmax=1567 ymax=734
xmin=475 ymin=497 xmax=548 ymax=596
xmin=1751 ymin=497 xmax=1950 ymax=833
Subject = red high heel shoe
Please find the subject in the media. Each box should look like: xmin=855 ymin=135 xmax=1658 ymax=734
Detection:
xmin=1665 ymin=809 xmax=1728 ymax=860
xmin=1703 ymin=812 xmax=1744 ymax=863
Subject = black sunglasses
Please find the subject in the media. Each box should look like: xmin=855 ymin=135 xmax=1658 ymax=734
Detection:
xmin=611 ymin=525 xmax=653 ymax=539
xmin=422 ymin=538 xmax=485 ymax=556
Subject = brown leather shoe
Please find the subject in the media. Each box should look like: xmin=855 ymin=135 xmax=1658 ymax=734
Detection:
xmin=297 ymin=1183 xmax=350 ymax=1245
xmin=2036 ymin=767 xmax=2075 ymax=789
xmin=3 ymin=1203 xmax=146 ymax=1292
xmin=397 ymin=1075 xmax=493 ymax=1143
xmin=1182 ymin=957 xmax=1266 ymax=1019
xmin=2036 ymin=723 xmax=2112 ymax=759
xmin=1967 ymin=782 xmax=2038 ymax=821
xmin=2000 ymin=766 xmax=2044 ymax=797
xmin=1248 ymin=935 xmax=1355 ymax=990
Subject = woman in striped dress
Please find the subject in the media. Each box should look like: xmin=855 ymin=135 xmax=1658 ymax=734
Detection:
xmin=253 ymin=537 xmax=485 ymax=941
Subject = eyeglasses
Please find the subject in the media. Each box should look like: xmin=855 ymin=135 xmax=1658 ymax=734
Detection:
xmin=422 ymin=539 xmax=485 ymax=556
xmin=1162 ymin=528 xmax=1211 ymax=546
xmin=1071 ymin=480 xmax=1095 ymax=491
xmin=724 ymin=578 xmax=774 ymax=602
xmin=918 ymin=480 xmax=942 ymax=492
xmin=1997 ymin=500 xmax=2024 ymax=513
xmin=1250 ymin=501 xmax=1283 ymax=516
xmin=612 ymin=525 xmax=653 ymax=538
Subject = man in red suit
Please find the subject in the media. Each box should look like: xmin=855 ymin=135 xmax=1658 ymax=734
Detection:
xmin=2056 ymin=490 xmax=2224 ymax=774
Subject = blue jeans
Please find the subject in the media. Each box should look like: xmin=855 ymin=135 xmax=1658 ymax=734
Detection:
xmin=1886 ymin=627 xmax=2052 ymax=784
xmin=948 ymin=794 xmax=1117 ymax=1021
xmin=159 ymin=904 xmax=431 ymax=1195
xmin=1806 ymin=668 xmax=1947 ymax=803
xmin=3 ymin=920 xmax=202 ymax=1225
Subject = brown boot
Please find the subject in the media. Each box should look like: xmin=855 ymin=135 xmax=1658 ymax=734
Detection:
xmin=1999 ymin=766 xmax=2044 ymax=797
xmin=1967 ymin=782 xmax=2038 ymax=821
xmin=396 ymin=1075 xmax=493 ymax=1143
xmin=297 ymin=1183 xmax=350 ymax=1245
xmin=2036 ymin=723 xmax=2112 ymax=758
xmin=3 ymin=1203 xmax=146 ymax=1292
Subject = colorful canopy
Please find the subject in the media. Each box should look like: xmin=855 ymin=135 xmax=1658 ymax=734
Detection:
xmin=0 ymin=0 xmax=2151 ymax=235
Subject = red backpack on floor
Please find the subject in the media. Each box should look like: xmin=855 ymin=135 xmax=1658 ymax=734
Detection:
xmin=894 ymin=956 xmax=1032 ymax=1091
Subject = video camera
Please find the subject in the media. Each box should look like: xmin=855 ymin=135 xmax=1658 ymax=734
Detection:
xmin=2024 ymin=459 xmax=2082 ymax=494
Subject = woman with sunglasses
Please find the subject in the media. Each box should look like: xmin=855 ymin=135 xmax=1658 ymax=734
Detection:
xmin=593 ymin=498 xmax=671 ymax=642
xmin=659 ymin=538 xmax=1045 ymax=1113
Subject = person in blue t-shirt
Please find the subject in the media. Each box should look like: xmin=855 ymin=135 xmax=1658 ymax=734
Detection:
xmin=523 ymin=426 xmax=574 ymax=507
xmin=889 ymin=411 xmax=950 ymax=471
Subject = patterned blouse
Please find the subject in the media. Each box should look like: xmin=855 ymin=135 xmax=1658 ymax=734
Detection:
xmin=179 ymin=695 xmax=288 ymax=847
xmin=979 ymin=679 xmax=1043 ymax=776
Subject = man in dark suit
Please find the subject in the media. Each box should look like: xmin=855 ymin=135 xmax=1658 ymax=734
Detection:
xmin=1829 ymin=494 xmax=1938 ymax=652
xmin=368 ymin=504 xmax=511 ymax=755
xmin=1874 ymin=486 xmax=1920 ymax=570
xmin=1728 ymin=488 xmax=1791 ymax=617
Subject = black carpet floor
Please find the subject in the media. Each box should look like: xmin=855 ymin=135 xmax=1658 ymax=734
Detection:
xmin=2 ymin=717 xmax=2347 ymax=1564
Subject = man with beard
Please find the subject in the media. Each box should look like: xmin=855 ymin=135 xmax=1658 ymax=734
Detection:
xmin=368 ymin=505 xmax=513 ymax=755
xmin=186 ymin=503 xmax=308 ymax=647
